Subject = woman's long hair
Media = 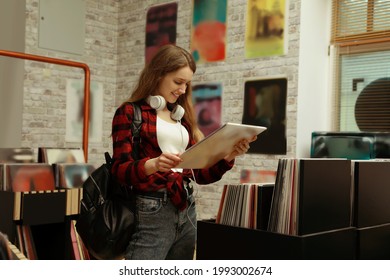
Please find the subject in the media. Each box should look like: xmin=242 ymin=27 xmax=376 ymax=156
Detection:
xmin=125 ymin=44 xmax=203 ymax=142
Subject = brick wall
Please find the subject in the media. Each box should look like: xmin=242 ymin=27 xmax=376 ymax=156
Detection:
xmin=23 ymin=0 xmax=301 ymax=220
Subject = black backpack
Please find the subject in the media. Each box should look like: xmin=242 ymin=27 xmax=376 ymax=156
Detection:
xmin=75 ymin=102 xmax=142 ymax=260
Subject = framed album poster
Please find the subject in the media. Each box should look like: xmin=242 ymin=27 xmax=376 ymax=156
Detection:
xmin=145 ymin=2 xmax=178 ymax=64
xmin=190 ymin=0 xmax=227 ymax=63
xmin=192 ymin=83 xmax=222 ymax=137
xmin=242 ymin=77 xmax=287 ymax=154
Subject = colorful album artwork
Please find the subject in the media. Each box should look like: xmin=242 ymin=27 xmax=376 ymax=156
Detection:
xmin=192 ymin=83 xmax=222 ymax=136
xmin=145 ymin=2 xmax=178 ymax=64
xmin=38 ymin=147 xmax=85 ymax=165
xmin=3 ymin=163 xmax=56 ymax=192
xmin=242 ymin=77 xmax=287 ymax=154
xmin=0 ymin=148 xmax=35 ymax=163
xmin=245 ymin=0 xmax=287 ymax=58
xmin=240 ymin=169 xmax=277 ymax=184
xmin=54 ymin=163 xmax=96 ymax=188
xmin=191 ymin=0 xmax=227 ymax=63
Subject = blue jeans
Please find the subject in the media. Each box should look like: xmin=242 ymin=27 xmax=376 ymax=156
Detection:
xmin=124 ymin=193 xmax=197 ymax=260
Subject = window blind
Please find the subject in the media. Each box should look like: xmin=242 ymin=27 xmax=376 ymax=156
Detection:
xmin=331 ymin=0 xmax=390 ymax=46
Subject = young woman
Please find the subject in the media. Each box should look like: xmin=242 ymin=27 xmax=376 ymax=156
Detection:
xmin=111 ymin=44 xmax=255 ymax=260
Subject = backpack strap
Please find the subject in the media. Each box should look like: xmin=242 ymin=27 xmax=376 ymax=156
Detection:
xmin=130 ymin=102 xmax=142 ymax=160
xmin=105 ymin=151 xmax=112 ymax=165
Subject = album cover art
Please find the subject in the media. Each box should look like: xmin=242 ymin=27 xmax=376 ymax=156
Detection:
xmin=242 ymin=78 xmax=287 ymax=154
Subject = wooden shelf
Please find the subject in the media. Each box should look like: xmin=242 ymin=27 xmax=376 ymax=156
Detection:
xmin=0 ymin=190 xmax=77 ymax=260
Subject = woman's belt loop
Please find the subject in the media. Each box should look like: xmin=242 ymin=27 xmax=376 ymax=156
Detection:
xmin=162 ymin=191 xmax=168 ymax=205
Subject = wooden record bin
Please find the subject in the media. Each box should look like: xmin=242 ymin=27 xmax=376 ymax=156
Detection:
xmin=0 ymin=190 xmax=77 ymax=260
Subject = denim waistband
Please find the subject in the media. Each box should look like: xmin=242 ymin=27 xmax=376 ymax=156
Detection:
xmin=133 ymin=182 xmax=193 ymax=199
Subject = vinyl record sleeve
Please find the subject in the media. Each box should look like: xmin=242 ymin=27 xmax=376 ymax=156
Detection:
xmin=177 ymin=123 xmax=266 ymax=169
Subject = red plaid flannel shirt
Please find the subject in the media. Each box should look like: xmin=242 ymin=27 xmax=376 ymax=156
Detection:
xmin=111 ymin=101 xmax=234 ymax=211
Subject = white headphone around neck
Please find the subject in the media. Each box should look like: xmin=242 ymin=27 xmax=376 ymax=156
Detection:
xmin=147 ymin=95 xmax=185 ymax=121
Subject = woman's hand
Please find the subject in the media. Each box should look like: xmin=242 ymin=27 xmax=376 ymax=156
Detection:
xmin=145 ymin=153 xmax=183 ymax=175
xmin=224 ymin=135 xmax=257 ymax=162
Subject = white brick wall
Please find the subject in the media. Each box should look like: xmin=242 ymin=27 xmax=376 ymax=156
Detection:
xmin=23 ymin=0 xmax=301 ymax=220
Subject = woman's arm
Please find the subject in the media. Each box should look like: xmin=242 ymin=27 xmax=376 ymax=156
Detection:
xmin=111 ymin=103 xmax=150 ymax=186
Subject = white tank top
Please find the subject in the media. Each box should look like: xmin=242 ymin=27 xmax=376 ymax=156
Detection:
xmin=157 ymin=116 xmax=189 ymax=172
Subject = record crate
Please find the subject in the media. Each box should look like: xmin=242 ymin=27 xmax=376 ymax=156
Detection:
xmin=353 ymin=160 xmax=390 ymax=259
xmin=196 ymin=219 xmax=356 ymax=260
